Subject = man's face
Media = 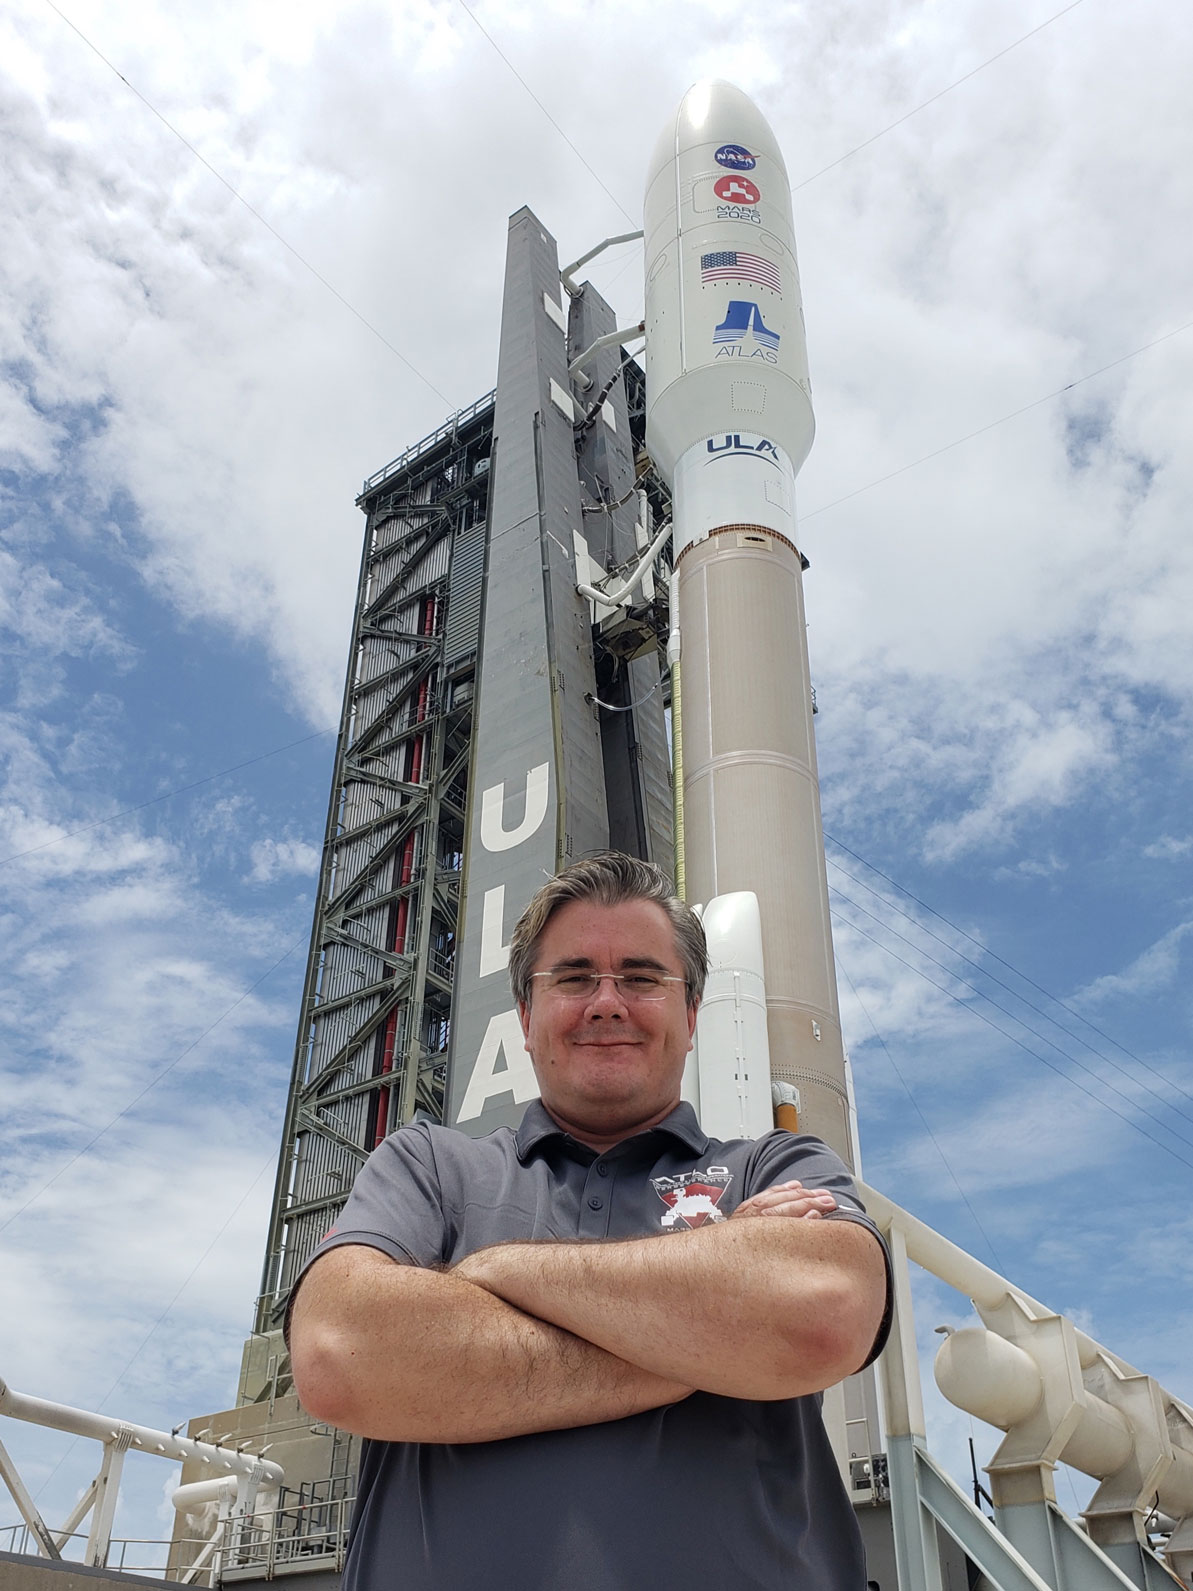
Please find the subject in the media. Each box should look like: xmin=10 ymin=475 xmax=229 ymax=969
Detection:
xmin=517 ymin=897 xmax=698 ymax=1144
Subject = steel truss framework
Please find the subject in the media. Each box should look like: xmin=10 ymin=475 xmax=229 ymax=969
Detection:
xmin=254 ymin=393 xmax=496 ymax=1337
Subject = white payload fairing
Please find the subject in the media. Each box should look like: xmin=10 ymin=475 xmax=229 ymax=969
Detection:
xmin=644 ymin=81 xmax=851 ymax=1163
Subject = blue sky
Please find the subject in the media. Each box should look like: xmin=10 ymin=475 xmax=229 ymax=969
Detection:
xmin=2 ymin=0 xmax=1191 ymax=1556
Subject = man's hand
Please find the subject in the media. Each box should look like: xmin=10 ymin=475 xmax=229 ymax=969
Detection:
xmin=731 ymin=1180 xmax=838 ymax=1221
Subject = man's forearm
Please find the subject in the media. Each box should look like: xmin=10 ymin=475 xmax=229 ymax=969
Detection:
xmin=456 ymin=1218 xmax=886 ymax=1399
xmin=289 ymin=1245 xmax=691 ymax=1443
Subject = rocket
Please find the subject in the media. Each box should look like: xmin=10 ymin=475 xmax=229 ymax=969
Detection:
xmin=644 ymin=82 xmax=852 ymax=1164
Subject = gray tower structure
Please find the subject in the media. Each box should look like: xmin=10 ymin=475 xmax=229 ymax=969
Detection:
xmin=445 ymin=208 xmax=672 ymax=1139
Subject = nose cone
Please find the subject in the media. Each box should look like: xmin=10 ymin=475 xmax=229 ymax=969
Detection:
xmin=643 ymin=80 xmax=813 ymax=487
xmin=648 ymin=80 xmax=791 ymax=187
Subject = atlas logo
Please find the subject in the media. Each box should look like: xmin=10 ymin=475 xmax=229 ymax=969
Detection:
xmin=714 ymin=174 xmax=761 ymax=205
xmin=707 ymin=435 xmax=781 ymax=465
xmin=652 ymin=1167 xmax=734 ymax=1230
xmin=712 ymin=300 xmax=780 ymax=363
xmin=715 ymin=143 xmax=756 ymax=171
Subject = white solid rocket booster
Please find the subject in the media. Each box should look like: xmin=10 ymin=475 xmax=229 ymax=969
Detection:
xmin=644 ymin=81 xmax=851 ymax=1162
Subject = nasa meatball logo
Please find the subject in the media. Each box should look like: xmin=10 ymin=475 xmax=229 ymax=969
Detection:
xmin=714 ymin=174 xmax=761 ymax=205
xmin=715 ymin=143 xmax=756 ymax=170
xmin=652 ymin=1167 xmax=734 ymax=1230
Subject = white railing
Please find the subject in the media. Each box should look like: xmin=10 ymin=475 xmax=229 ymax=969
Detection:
xmin=862 ymin=1183 xmax=1193 ymax=1591
xmin=0 ymin=1375 xmax=283 ymax=1576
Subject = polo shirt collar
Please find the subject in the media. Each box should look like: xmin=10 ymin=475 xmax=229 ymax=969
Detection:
xmin=514 ymin=1099 xmax=710 ymax=1161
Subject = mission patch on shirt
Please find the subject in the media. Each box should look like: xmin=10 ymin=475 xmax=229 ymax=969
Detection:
xmin=294 ymin=1102 xmax=893 ymax=1591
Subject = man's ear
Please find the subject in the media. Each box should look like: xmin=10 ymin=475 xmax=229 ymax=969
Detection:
xmin=517 ymin=998 xmax=531 ymax=1046
xmin=686 ymin=997 xmax=699 ymax=1048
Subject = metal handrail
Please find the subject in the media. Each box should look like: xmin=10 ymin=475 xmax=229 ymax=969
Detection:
xmin=0 ymin=1522 xmax=209 ymax=1578
xmin=859 ymin=1181 xmax=1193 ymax=1590
xmin=360 ymin=391 xmax=496 ymax=496
xmin=222 ymin=1492 xmax=355 ymax=1577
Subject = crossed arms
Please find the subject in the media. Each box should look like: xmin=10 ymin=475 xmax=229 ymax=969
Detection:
xmin=288 ymin=1181 xmax=888 ymax=1445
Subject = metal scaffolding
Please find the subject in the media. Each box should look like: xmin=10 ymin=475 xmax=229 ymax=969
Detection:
xmin=253 ymin=391 xmax=495 ymax=1340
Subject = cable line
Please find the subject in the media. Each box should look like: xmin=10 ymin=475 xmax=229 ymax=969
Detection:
xmin=31 ymin=1152 xmax=277 ymax=1507
xmin=453 ymin=0 xmax=637 ymax=227
xmin=831 ymin=883 xmax=1193 ymax=1153
xmin=101 ymin=1154 xmax=277 ymax=1405
xmin=837 ymin=954 xmax=1005 ymax=1270
xmin=40 ymin=0 xmax=453 ymax=405
xmin=792 ymin=0 xmax=1086 ymax=192
xmin=824 ymin=832 xmax=1193 ymax=1109
xmin=0 ymin=728 xmax=334 ymax=868
xmin=0 ymin=936 xmax=305 ymax=1235
xmin=831 ymin=904 xmax=1193 ymax=1176
xmin=826 ymin=855 xmax=1193 ymax=1129
xmin=802 ymin=314 xmax=1193 ymax=521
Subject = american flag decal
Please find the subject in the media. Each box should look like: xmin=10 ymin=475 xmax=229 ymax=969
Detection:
xmin=700 ymin=250 xmax=782 ymax=292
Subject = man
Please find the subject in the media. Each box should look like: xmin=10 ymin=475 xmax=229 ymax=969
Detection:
xmin=289 ymin=852 xmax=891 ymax=1590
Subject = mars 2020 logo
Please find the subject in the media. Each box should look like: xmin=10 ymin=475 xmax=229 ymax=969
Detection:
xmin=651 ymin=1167 xmax=734 ymax=1229
xmin=714 ymin=174 xmax=761 ymax=206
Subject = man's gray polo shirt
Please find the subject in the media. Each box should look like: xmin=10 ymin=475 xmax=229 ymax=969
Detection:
xmin=296 ymin=1102 xmax=892 ymax=1591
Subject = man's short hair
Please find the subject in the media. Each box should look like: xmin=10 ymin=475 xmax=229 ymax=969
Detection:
xmin=508 ymin=852 xmax=708 ymax=1009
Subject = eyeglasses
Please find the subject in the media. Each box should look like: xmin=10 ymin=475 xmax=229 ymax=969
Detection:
xmin=529 ymin=970 xmax=688 ymax=1002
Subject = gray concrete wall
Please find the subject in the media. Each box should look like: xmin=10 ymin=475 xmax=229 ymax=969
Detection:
xmin=0 ymin=1550 xmax=184 ymax=1591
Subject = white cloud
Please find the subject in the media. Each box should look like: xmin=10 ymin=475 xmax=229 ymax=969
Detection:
xmin=862 ymin=1074 xmax=1124 ymax=1205
xmin=1074 ymin=921 xmax=1193 ymax=1006
xmin=0 ymin=553 xmax=130 ymax=662
xmin=1143 ymin=834 xmax=1193 ymax=860
xmin=994 ymin=853 xmax=1066 ymax=880
xmin=247 ymin=835 xmax=321 ymax=882
xmin=922 ymin=708 xmax=1116 ymax=861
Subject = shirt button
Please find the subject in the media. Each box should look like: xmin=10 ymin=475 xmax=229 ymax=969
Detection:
xmin=588 ymin=1195 xmax=604 ymax=1210
xmin=596 ymin=1163 xmax=609 ymax=1177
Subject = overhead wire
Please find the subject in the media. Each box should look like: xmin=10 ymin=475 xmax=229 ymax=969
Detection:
xmin=20 ymin=3 xmax=1180 ymax=1116
xmin=836 ymin=955 xmax=1006 ymax=1270
xmin=39 ymin=0 xmax=454 ymax=406
xmin=801 ymin=314 xmax=1193 ymax=521
xmin=0 ymin=728 xmax=335 ymax=869
xmin=0 ymin=936 xmax=305 ymax=1235
xmin=826 ymin=855 xmax=1193 ymax=1128
xmin=31 ymin=1152 xmax=278 ymax=1507
xmin=41 ymin=0 xmax=1137 ymax=547
xmin=825 ymin=832 xmax=1193 ymax=1109
xmin=830 ymin=905 xmax=1193 ymax=1176
xmin=557 ymin=4 xmax=1091 ymax=300
xmin=791 ymin=0 xmax=1087 ymax=192
xmin=452 ymin=0 xmax=637 ymax=227
xmin=831 ymin=879 xmax=1193 ymax=1152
